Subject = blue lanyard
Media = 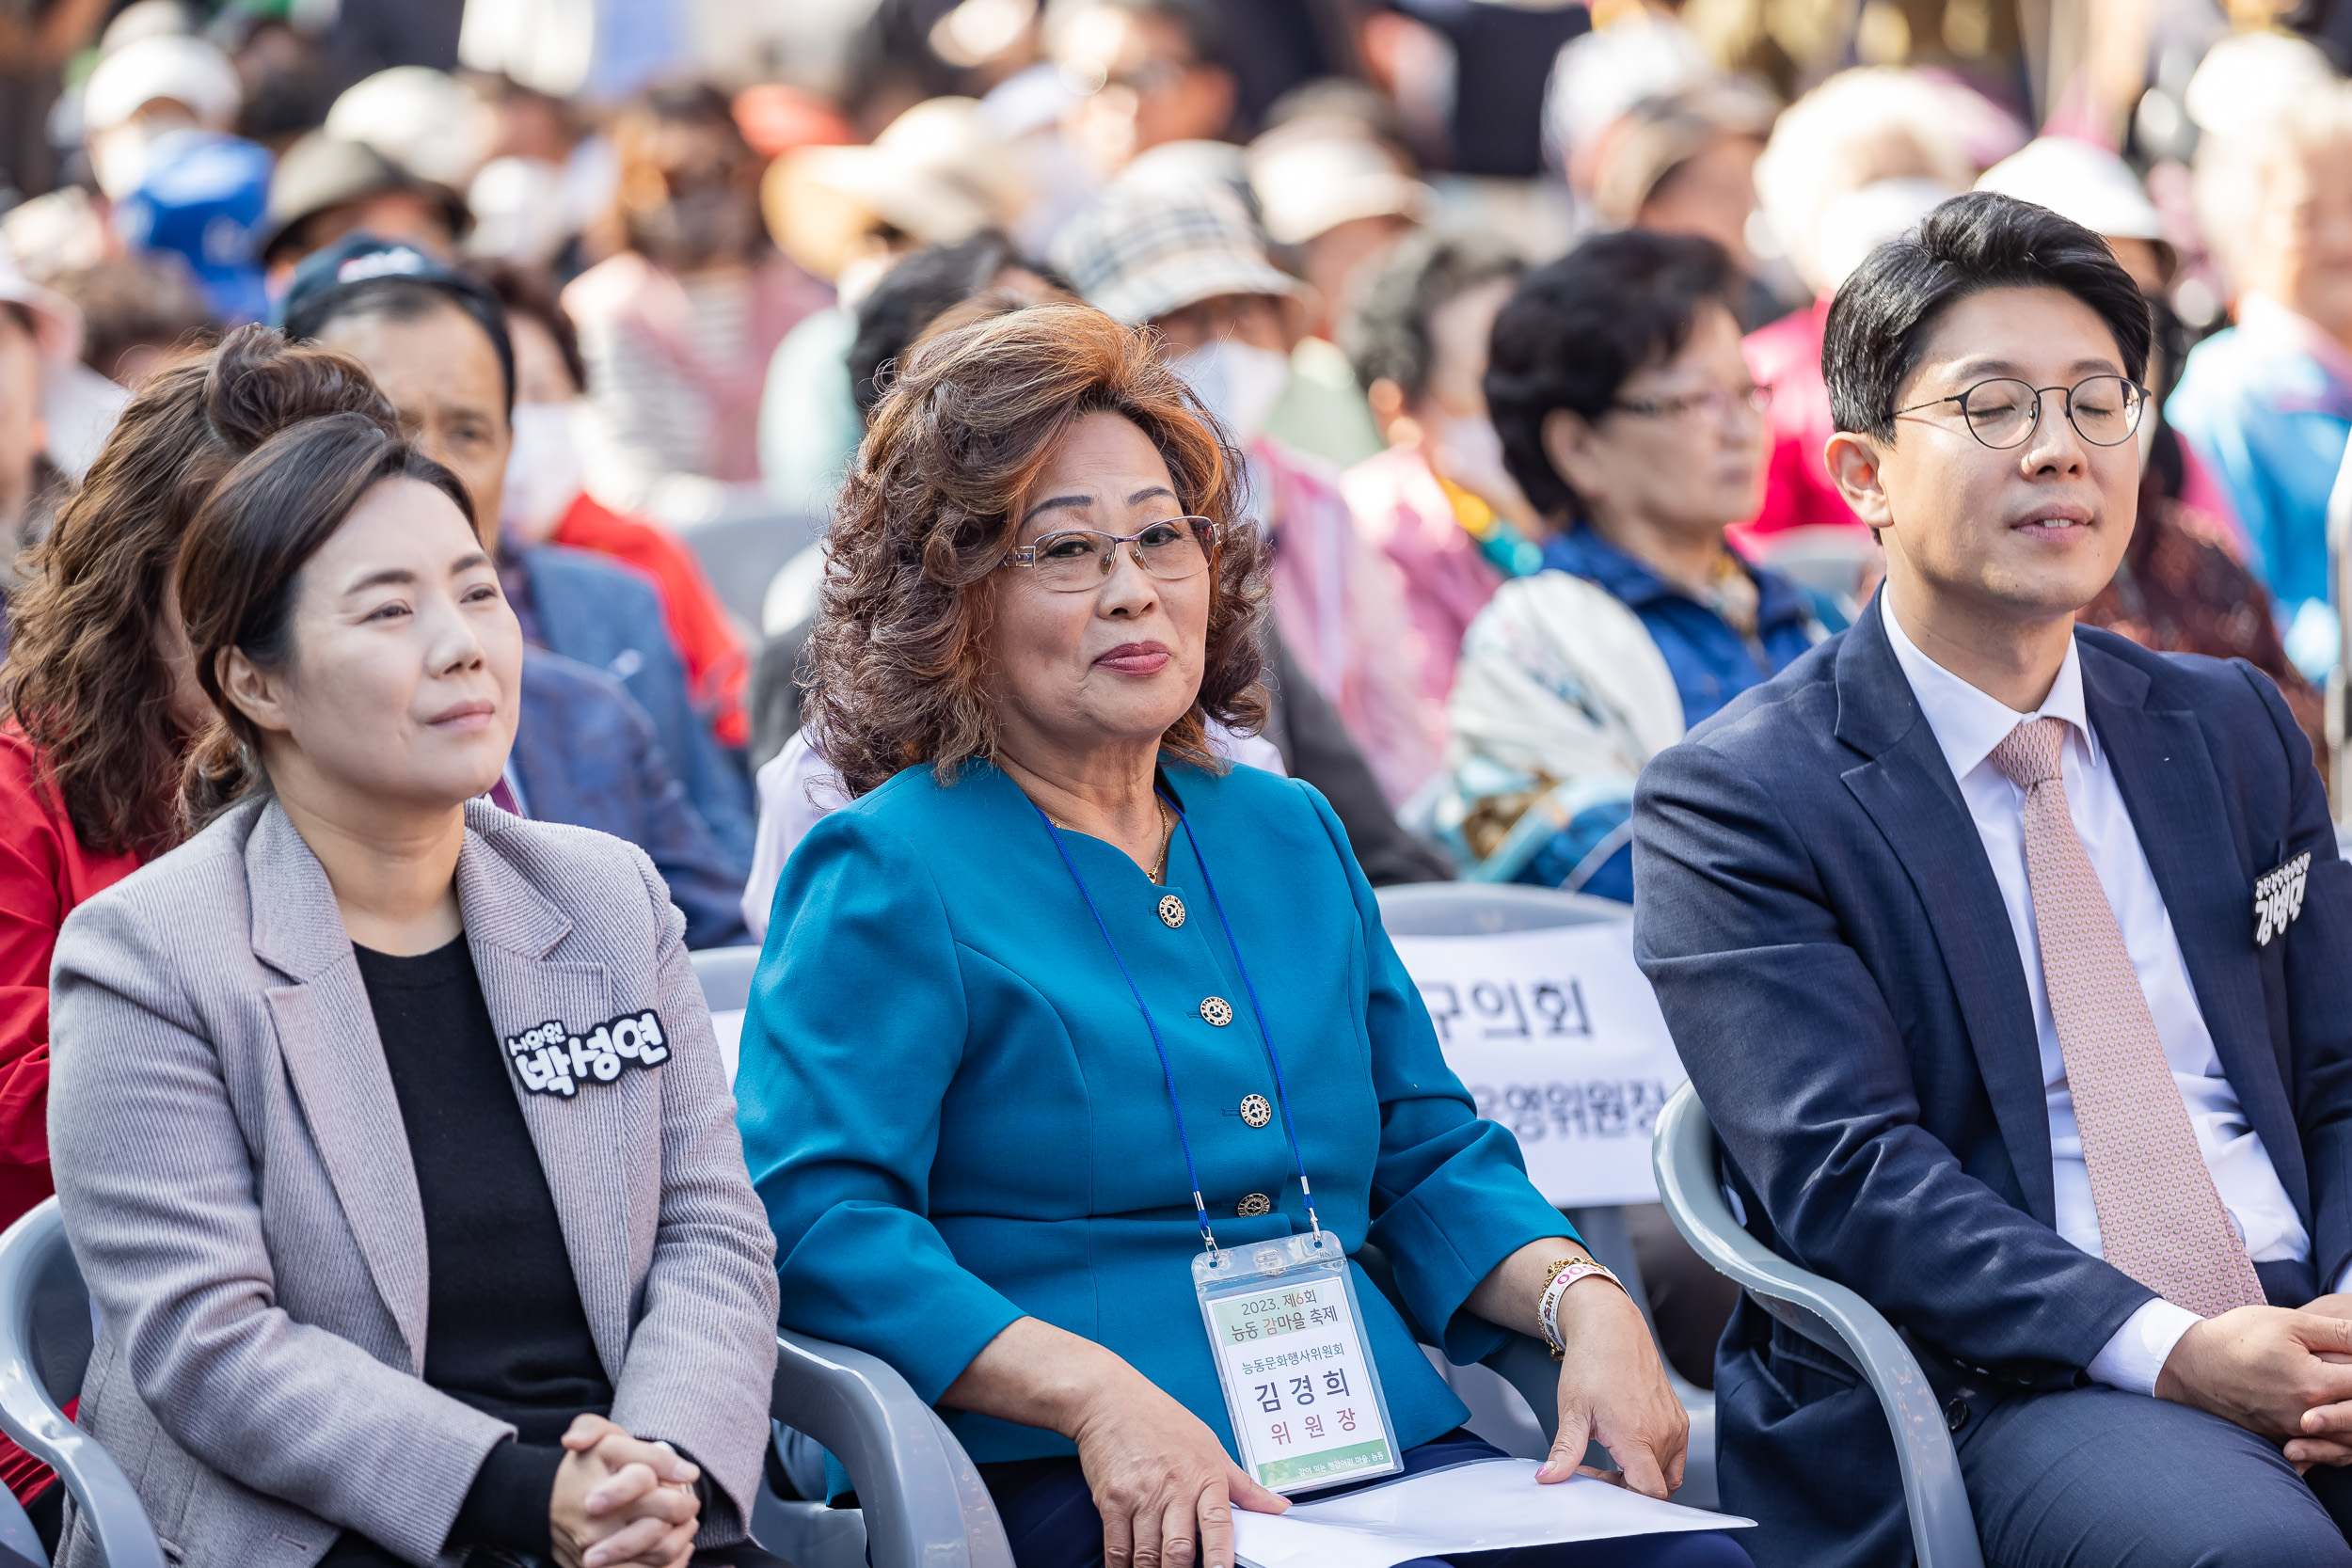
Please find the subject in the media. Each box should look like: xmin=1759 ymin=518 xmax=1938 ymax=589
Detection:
xmin=1031 ymin=792 xmax=1323 ymax=1256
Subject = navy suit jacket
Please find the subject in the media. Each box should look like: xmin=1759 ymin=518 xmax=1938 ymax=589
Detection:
xmin=1631 ymin=595 xmax=2352 ymax=1568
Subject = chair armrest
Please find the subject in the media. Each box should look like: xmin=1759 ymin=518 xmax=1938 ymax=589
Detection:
xmin=1652 ymin=1085 xmax=1982 ymax=1568
xmin=771 ymin=1330 xmax=1012 ymax=1568
xmin=0 ymin=1203 xmax=166 ymax=1568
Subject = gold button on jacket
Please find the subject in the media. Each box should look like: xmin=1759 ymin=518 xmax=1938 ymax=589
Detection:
xmin=1240 ymin=1093 xmax=1273 ymax=1128
xmin=1157 ymin=893 xmax=1185 ymax=927
xmin=1236 ymin=1193 xmax=1273 ymax=1217
xmin=1200 ymin=996 xmax=1233 ymax=1027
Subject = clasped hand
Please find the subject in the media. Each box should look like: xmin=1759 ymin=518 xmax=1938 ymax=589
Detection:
xmin=550 ymin=1413 xmax=704 ymax=1568
xmin=2153 ymin=1296 xmax=2352 ymax=1474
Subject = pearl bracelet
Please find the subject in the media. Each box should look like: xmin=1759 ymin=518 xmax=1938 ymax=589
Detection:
xmin=1539 ymin=1256 xmax=1627 ymax=1361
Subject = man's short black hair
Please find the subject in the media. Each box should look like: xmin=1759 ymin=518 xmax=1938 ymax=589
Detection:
xmin=1342 ymin=230 xmax=1523 ymax=404
xmin=1484 ymin=230 xmax=1741 ymax=521
xmin=1823 ymin=191 xmax=2152 ymax=439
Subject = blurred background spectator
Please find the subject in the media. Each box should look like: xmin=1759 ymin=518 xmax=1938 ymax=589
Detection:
xmin=2 ymin=0 xmax=2352 ymax=872
xmin=1439 ymin=229 xmax=1812 ymax=899
xmin=566 ymin=81 xmax=831 ymax=526
xmin=2171 ymin=76 xmax=2352 ymax=683
xmin=1340 ymin=229 xmax=1533 ymax=719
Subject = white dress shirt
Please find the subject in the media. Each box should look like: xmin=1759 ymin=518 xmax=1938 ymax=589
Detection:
xmin=1882 ymin=598 xmax=2322 ymax=1394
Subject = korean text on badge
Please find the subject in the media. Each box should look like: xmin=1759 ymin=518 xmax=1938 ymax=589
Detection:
xmin=2254 ymin=851 xmax=2312 ymax=947
xmin=1207 ymin=1275 xmax=1395 ymax=1491
xmin=503 ymin=1010 xmax=670 ymax=1098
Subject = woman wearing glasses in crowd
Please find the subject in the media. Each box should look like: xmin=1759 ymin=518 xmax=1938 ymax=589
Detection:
xmin=0 ymin=326 xmax=398 ymax=1545
xmin=46 ymin=406 xmax=779 ymax=1568
xmin=1431 ymin=231 xmax=1820 ymax=902
xmin=735 ymin=302 xmax=1748 ymax=1568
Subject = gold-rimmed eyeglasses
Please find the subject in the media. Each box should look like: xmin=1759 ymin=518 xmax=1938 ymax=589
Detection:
xmin=1896 ymin=374 xmax=2149 ymax=450
xmin=1000 ymin=516 xmax=1222 ymax=594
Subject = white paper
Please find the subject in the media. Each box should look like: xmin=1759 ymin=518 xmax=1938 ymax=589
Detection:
xmin=1390 ymin=926 xmax=1686 ymax=1206
xmin=1232 ymin=1459 xmax=1751 ymax=1568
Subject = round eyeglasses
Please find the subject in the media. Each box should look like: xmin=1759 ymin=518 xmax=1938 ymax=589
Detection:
xmin=1001 ymin=516 xmax=1222 ymax=594
xmin=1896 ymin=374 xmax=2149 ymax=450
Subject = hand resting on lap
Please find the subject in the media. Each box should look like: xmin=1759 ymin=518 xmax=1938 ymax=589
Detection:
xmin=946 ymin=1317 xmax=1290 ymax=1568
xmin=1467 ymin=1237 xmax=1690 ymax=1500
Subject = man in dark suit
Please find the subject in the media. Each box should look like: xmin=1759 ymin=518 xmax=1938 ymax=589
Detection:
xmin=1633 ymin=191 xmax=2352 ymax=1567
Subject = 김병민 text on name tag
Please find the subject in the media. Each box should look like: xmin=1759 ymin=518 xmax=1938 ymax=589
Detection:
xmin=1391 ymin=924 xmax=1686 ymax=1207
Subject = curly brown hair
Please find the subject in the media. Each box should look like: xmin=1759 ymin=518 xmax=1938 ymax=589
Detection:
xmin=0 ymin=325 xmax=394 ymax=859
xmin=803 ymin=300 xmax=1269 ymax=798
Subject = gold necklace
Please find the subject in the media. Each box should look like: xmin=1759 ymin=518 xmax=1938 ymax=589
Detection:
xmin=1150 ymin=797 xmax=1172 ymax=885
xmin=1045 ymin=797 xmax=1173 ymax=883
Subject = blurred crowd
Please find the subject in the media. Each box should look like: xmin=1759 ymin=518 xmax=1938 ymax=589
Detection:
xmin=7 ymin=0 xmax=2352 ymax=933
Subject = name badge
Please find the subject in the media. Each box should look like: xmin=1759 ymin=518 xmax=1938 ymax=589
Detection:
xmin=2254 ymin=852 xmax=2312 ymax=947
xmin=504 ymin=1009 xmax=670 ymax=1098
xmin=1196 ymin=1231 xmax=1400 ymax=1495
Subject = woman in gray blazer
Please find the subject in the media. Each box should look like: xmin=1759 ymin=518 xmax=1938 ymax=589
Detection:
xmin=46 ymin=408 xmax=780 ymax=1568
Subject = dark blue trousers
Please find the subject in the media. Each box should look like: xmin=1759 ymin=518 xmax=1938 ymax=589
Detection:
xmin=979 ymin=1433 xmax=1752 ymax=1568
xmin=1956 ymin=1384 xmax=2352 ymax=1568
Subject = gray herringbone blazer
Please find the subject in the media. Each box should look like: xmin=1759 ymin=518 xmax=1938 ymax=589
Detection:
xmin=45 ymin=796 xmax=779 ymax=1568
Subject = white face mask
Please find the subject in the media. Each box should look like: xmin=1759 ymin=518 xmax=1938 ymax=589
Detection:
xmin=1430 ymin=412 xmax=1521 ymax=508
xmin=90 ymin=122 xmax=161 ymax=202
xmin=1169 ymin=340 xmax=1291 ymax=445
xmin=501 ymin=401 xmax=587 ymax=545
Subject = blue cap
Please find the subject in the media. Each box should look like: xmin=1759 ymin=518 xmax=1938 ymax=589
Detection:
xmin=274 ymin=230 xmax=516 ymax=411
xmin=112 ymin=128 xmax=272 ymax=326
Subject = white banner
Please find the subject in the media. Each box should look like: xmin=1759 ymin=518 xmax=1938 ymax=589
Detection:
xmin=1390 ymin=924 xmax=1685 ymax=1207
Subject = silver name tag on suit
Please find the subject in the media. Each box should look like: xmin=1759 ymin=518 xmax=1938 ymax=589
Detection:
xmin=2254 ymin=852 xmax=2312 ymax=947
xmin=504 ymin=1010 xmax=670 ymax=1097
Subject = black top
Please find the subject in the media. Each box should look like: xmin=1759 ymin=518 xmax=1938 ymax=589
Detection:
xmin=353 ymin=935 xmax=614 ymax=1555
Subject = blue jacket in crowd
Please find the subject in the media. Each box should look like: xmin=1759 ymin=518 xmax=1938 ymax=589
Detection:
xmin=518 ymin=546 xmax=758 ymax=866
xmin=510 ymin=648 xmax=750 ymax=948
xmin=2166 ymin=296 xmax=2352 ymax=678
xmin=1518 ymin=525 xmax=1818 ymax=899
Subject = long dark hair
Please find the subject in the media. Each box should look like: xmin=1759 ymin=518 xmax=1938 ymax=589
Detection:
xmin=1 ymin=325 xmax=393 ymax=860
xmin=178 ymin=414 xmax=476 ymax=823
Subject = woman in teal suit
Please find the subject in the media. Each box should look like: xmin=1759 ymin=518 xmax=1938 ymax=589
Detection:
xmin=735 ymin=302 xmax=1745 ymax=1568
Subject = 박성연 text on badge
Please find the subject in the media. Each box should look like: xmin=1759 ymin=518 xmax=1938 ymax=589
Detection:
xmin=504 ymin=1010 xmax=670 ymax=1098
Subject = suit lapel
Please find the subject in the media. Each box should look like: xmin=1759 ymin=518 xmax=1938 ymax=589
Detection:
xmin=2082 ymin=642 xmax=2310 ymax=1207
xmin=1834 ymin=602 xmax=2058 ymax=1222
xmin=454 ymin=816 xmax=636 ymax=1383
xmin=248 ymin=803 xmax=431 ymax=1370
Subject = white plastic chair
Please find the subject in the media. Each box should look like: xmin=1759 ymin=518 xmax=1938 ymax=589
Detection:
xmin=1373 ymin=881 xmax=1718 ymax=1509
xmin=1652 ymin=1083 xmax=1984 ymax=1567
xmin=0 ymin=1201 xmax=164 ymax=1567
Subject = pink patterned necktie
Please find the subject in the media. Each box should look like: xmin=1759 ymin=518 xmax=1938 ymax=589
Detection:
xmin=1987 ymin=718 xmax=2265 ymax=1318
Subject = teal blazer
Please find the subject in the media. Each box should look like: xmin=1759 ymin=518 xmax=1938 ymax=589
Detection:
xmin=736 ymin=757 xmax=1571 ymax=1466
